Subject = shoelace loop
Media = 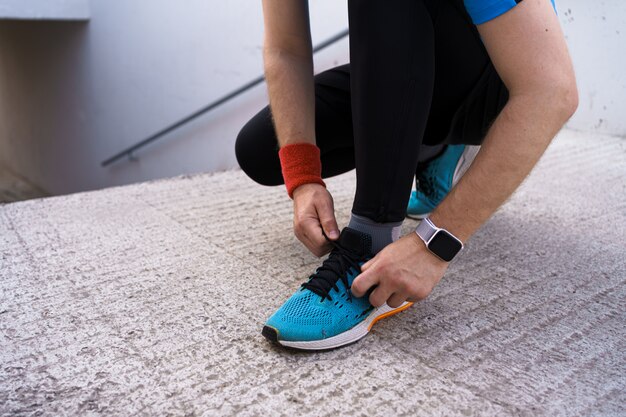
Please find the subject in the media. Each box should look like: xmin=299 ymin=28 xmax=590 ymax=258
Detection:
xmin=300 ymin=232 xmax=365 ymax=302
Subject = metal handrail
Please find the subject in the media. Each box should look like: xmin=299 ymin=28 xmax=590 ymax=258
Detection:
xmin=101 ymin=28 xmax=349 ymax=167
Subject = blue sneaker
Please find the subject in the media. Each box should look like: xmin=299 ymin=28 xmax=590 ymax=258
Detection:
xmin=262 ymin=228 xmax=412 ymax=350
xmin=407 ymin=144 xmax=480 ymax=219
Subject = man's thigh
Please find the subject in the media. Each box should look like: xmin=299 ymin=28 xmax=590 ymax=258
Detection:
xmin=312 ymin=64 xmax=355 ymax=154
xmin=235 ymin=64 xmax=355 ymax=185
xmin=312 ymin=64 xmax=358 ymax=177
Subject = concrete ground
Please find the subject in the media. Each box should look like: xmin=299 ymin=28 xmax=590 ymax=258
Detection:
xmin=1 ymin=129 xmax=625 ymax=416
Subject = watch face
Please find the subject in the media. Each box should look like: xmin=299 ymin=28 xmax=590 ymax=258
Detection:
xmin=428 ymin=230 xmax=463 ymax=262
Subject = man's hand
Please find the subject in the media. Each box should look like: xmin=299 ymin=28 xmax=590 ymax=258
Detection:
xmin=351 ymin=233 xmax=449 ymax=307
xmin=292 ymin=183 xmax=340 ymax=257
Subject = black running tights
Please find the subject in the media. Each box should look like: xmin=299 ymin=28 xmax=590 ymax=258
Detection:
xmin=235 ymin=0 xmax=509 ymax=223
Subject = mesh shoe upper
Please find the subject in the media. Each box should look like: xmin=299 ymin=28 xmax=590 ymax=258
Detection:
xmin=408 ymin=144 xmax=467 ymax=216
xmin=265 ymin=228 xmax=375 ymax=342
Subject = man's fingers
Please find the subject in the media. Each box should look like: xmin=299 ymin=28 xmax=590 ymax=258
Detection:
xmin=361 ymin=257 xmax=375 ymax=271
xmin=315 ymin=199 xmax=339 ymax=240
xmin=368 ymin=285 xmax=392 ymax=308
xmin=306 ymin=233 xmax=331 ymax=257
xmin=351 ymin=265 xmax=380 ymax=298
xmin=292 ymin=185 xmax=339 ymax=256
xmin=305 ymin=237 xmax=330 ymax=258
xmin=298 ymin=218 xmax=330 ymax=257
xmin=386 ymin=293 xmax=406 ymax=309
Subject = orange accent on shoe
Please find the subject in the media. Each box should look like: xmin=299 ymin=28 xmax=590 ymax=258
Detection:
xmin=367 ymin=302 xmax=414 ymax=331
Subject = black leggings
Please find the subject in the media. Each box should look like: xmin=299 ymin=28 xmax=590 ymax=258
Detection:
xmin=235 ymin=0 xmax=509 ymax=223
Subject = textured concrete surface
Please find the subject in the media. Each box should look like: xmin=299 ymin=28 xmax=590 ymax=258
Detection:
xmin=1 ymin=129 xmax=625 ymax=416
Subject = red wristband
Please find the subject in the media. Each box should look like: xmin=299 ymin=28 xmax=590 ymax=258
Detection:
xmin=278 ymin=143 xmax=326 ymax=198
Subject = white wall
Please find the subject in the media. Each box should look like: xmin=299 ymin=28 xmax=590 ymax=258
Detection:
xmin=0 ymin=0 xmax=623 ymax=196
xmin=560 ymin=0 xmax=626 ymax=136
xmin=0 ymin=0 xmax=349 ymax=195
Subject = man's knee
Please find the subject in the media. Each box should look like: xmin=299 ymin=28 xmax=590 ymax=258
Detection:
xmin=235 ymin=114 xmax=283 ymax=186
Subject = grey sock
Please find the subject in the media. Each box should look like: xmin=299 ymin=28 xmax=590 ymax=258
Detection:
xmin=348 ymin=213 xmax=403 ymax=254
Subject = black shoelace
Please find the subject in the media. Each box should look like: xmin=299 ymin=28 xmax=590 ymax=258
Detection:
xmin=301 ymin=233 xmax=366 ymax=302
xmin=418 ymin=175 xmax=436 ymax=198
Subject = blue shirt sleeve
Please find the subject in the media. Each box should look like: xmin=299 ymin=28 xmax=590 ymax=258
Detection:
xmin=464 ymin=0 xmax=557 ymax=25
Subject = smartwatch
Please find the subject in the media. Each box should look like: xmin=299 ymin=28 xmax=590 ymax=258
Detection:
xmin=415 ymin=217 xmax=464 ymax=262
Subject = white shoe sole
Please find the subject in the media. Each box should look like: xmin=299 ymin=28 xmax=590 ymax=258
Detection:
xmin=406 ymin=212 xmax=430 ymax=220
xmin=271 ymin=301 xmax=413 ymax=351
xmin=452 ymin=145 xmax=480 ymax=185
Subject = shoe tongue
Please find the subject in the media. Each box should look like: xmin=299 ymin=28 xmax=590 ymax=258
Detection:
xmin=337 ymin=227 xmax=372 ymax=257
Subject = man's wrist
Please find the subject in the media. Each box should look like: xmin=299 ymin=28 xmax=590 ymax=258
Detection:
xmin=429 ymin=209 xmax=473 ymax=243
xmin=415 ymin=217 xmax=464 ymax=262
xmin=408 ymin=232 xmax=449 ymax=264
xmin=291 ymin=182 xmax=325 ymax=199
xmin=278 ymin=143 xmax=325 ymax=198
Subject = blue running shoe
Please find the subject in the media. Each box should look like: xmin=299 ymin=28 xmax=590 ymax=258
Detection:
xmin=262 ymin=228 xmax=412 ymax=350
xmin=407 ymin=144 xmax=480 ymax=219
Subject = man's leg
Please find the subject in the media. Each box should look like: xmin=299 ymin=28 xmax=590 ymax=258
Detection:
xmin=348 ymin=0 xmax=509 ymax=230
xmin=236 ymin=62 xmax=448 ymax=194
xmin=260 ymin=2 xmax=437 ymax=347
xmin=253 ymin=7 xmax=443 ymax=348
xmin=257 ymin=0 xmax=512 ymax=351
xmin=235 ymin=65 xmax=356 ymax=186
xmin=246 ymin=62 xmax=417 ymax=350
xmin=346 ymin=0 xmax=436 ymax=252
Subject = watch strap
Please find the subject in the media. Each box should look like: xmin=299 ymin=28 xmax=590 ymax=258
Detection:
xmin=415 ymin=217 xmax=464 ymax=262
xmin=415 ymin=218 xmax=437 ymax=244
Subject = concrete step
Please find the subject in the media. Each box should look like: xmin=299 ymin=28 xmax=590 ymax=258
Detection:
xmin=1 ymin=129 xmax=624 ymax=416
